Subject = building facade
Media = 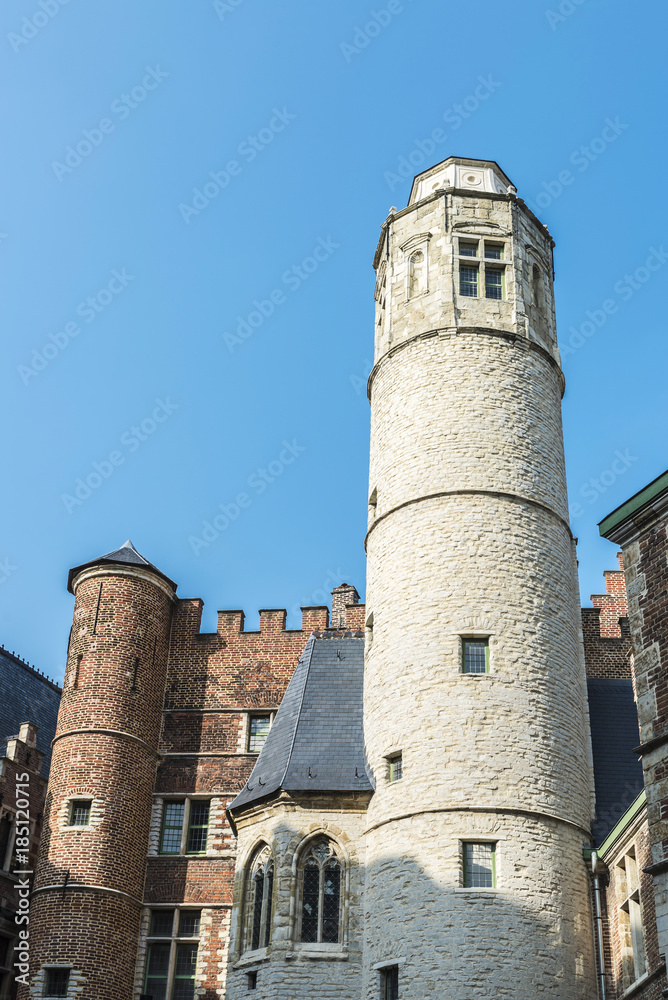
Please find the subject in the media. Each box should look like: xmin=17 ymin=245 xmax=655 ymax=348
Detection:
xmin=18 ymin=159 xmax=668 ymax=999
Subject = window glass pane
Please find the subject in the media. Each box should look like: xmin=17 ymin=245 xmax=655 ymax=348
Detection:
xmin=464 ymin=842 xmax=495 ymax=888
xmin=463 ymin=640 xmax=488 ymax=673
xmin=150 ymin=909 xmax=175 ymax=936
xmin=178 ymin=910 xmax=201 ymax=937
xmin=45 ymin=969 xmax=70 ymax=997
xmin=382 ymin=966 xmax=399 ymax=1000
xmin=459 ymin=265 xmax=478 ymax=297
xmin=301 ymin=863 xmax=320 ymax=942
xmin=146 ymin=980 xmax=168 ymax=1000
xmin=262 ymin=865 xmax=274 ymax=948
xmin=147 ymin=943 xmax=171 ymax=976
xmin=485 ymin=268 xmax=504 ymax=300
xmin=70 ymin=800 xmax=91 ymax=826
xmin=248 ymin=716 xmax=271 ymax=753
xmin=388 ymin=755 xmax=402 ymax=781
xmin=174 ymin=943 xmax=197 ymax=976
xmin=484 ymin=242 xmax=504 ymax=259
xmin=459 ymin=240 xmax=478 ymax=257
xmin=172 ymin=982 xmax=195 ymax=1000
xmin=251 ymin=870 xmax=264 ymax=950
xmin=322 ymin=864 xmax=340 ymax=943
xmin=160 ymin=801 xmax=185 ymax=854
xmin=186 ymin=801 xmax=209 ymax=854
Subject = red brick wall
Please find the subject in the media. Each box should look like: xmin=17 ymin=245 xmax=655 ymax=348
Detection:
xmin=583 ymin=559 xmax=632 ymax=679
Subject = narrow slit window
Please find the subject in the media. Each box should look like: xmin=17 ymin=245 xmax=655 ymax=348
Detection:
xmin=459 ymin=264 xmax=479 ymax=297
xmin=387 ymin=753 xmax=403 ymax=782
xmin=245 ymin=847 xmax=274 ymax=952
xmin=186 ymin=800 xmax=210 ymax=854
xmin=247 ymin=970 xmax=258 ymax=989
xmin=485 ymin=267 xmax=504 ymax=300
xmin=462 ymin=639 xmax=489 ymax=674
xmin=248 ymin=715 xmax=271 ymax=753
xmin=381 ymin=965 xmax=399 ymax=1000
xmin=463 ymin=842 xmax=496 ymax=888
xmin=69 ymin=800 xmax=91 ymax=826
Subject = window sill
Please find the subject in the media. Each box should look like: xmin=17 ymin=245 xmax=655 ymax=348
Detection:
xmin=233 ymin=948 xmax=269 ymax=969
xmin=453 ymin=887 xmax=500 ymax=894
xmin=286 ymin=945 xmax=348 ymax=962
xmin=622 ymin=963 xmax=666 ymax=998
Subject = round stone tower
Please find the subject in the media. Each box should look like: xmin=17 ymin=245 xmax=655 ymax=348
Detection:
xmin=363 ymin=158 xmax=596 ymax=998
xmin=23 ymin=541 xmax=176 ymax=1000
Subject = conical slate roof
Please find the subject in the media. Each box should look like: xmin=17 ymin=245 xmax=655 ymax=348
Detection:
xmin=229 ymin=633 xmax=373 ymax=814
xmin=67 ymin=539 xmax=177 ymax=594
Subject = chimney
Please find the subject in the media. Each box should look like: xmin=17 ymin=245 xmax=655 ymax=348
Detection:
xmin=330 ymin=583 xmax=360 ymax=629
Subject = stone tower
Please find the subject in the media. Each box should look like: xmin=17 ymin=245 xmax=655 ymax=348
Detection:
xmin=23 ymin=542 xmax=176 ymax=1000
xmin=363 ymin=158 xmax=596 ymax=998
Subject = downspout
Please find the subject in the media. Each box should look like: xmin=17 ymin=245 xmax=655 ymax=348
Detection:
xmin=592 ymin=851 xmax=607 ymax=1000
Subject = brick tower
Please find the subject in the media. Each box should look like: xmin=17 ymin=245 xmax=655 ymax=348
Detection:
xmin=363 ymin=158 xmax=597 ymax=997
xmin=23 ymin=542 xmax=176 ymax=1000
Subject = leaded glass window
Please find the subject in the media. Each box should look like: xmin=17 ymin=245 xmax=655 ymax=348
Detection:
xmin=248 ymin=715 xmax=271 ymax=753
xmin=145 ymin=908 xmax=200 ymax=1000
xmin=485 ymin=267 xmax=504 ymax=300
xmin=160 ymin=800 xmax=185 ymax=854
xmin=186 ymin=801 xmax=209 ymax=854
xmin=463 ymin=842 xmax=496 ymax=888
xmin=245 ymin=846 xmax=274 ymax=952
xmin=462 ymin=638 xmax=489 ymax=674
xmin=459 ymin=264 xmax=479 ymax=297
xmin=298 ymin=839 xmax=342 ymax=944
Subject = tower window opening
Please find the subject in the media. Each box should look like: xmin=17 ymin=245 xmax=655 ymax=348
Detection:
xmin=462 ymin=638 xmax=489 ymax=673
xmin=485 ymin=267 xmax=504 ymax=300
xmin=406 ymin=249 xmax=426 ymax=299
xmin=463 ymin=842 xmax=496 ymax=888
xmin=386 ymin=753 xmax=403 ymax=782
xmin=69 ymin=799 xmax=91 ymax=826
xmin=532 ymin=263 xmax=544 ymax=310
xmin=484 ymin=242 xmax=504 ymax=260
xmin=381 ymin=965 xmax=399 ymax=999
xmin=44 ymin=967 xmax=70 ymax=998
xmin=248 ymin=714 xmax=271 ymax=753
xmin=459 ymin=264 xmax=479 ymax=297
xmin=244 ymin=846 xmax=274 ymax=952
xmin=459 ymin=239 xmax=478 ymax=257
xmin=159 ymin=798 xmax=211 ymax=855
xmin=298 ymin=839 xmax=343 ymax=944
xmin=247 ymin=970 xmax=258 ymax=989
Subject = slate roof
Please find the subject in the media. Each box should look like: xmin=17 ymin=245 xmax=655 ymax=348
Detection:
xmin=0 ymin=647 xmax=61 ymax=777
xmin=588 ymin=678 xmax=645 ymax=844
xmin=67 ymin=539 xmax=177 ymax=594
xmin=229 ymin=633 xmax=373 ymax=813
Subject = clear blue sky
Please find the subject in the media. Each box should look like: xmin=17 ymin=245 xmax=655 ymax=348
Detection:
xmin=2 ymin=0 xmax=666 ymax=683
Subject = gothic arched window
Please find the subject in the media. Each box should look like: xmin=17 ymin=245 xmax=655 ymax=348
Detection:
xmin=532 ymin=263 xmax=544 ymax=311
xmin=407 ymin=249 xmax=425 ymax=299
xmin=244 ymin=846 xmax=274 ymax=952
xmin=298 ymin=839 xmax=342 ymax=944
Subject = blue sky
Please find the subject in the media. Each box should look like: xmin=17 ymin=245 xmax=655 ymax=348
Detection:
xmin=1 ymin=0 xmax=666 ymax=683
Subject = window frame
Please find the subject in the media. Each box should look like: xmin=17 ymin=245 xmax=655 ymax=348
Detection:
xmin=247 ymin=714 xmax=272 ymax=754
xmin=144 ymin=907 xmax=201 ymax=1000
xmin=243 ymin=845 xmax=275 ymax=954
xmin=296 ymin=838 xmax=344 ymax=946
xmin=158 ymin=797 xmax=211 ymax=856
xmin=381 ymin=965 xmax=399 ymax=1000
xmin=69 ymin=799 xmax=92 ymax=827
xmin=461 ymin=638 xmax=490 ymax=674
xmin=43 ymin=966 xmax=71 ymax=998
xmin=457 ymin=236 xmax=509 ymax=300
xmin=616 ymin=847 xmax=647 ymax=988
xmin=462 ymin=841 xmax=496 ymax=889
xmin=386 ymin=753 xmax=403 ymax=782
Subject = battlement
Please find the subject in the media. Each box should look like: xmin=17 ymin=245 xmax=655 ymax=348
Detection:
xmin=582 ymin=556 xmax=632 ymax=680
xmin=589 ymin=552 xmax=628 ymax=639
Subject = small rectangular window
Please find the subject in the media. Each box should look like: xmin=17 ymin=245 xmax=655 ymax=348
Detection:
xmin=150 ymin=909 xmax=175 ymax=937
xmin=387 ymin=754 xmax=403 ymax=782
xmin=485 ymin=267 xmax=504 ymax=300
xmin=463 ymin=842 xmax=496 ymax=888
xmin=459 ymin=240 xmax=478 ymax=257
xmin=186 ymin=801 xmax=210 ymax=854
xmin=381 ymin=965 xmax=399 ymax=1000
xmin=69 ymin=800 xmax=91 ymax=826
xmin=462 ymin=639 xmax=489 ymax=674
xmin=44 ymin=968 xmax=70 ymax=998
xmin=247 ymin=970 xmax=258 ymax=989
xmin=159 ymin=800 xmax=185 ymax=854
xmin=459 ymin=265 xmax=479 ymax=297
xmin=248 ymin=715 xmax=271 ymax=753
xmin=484 ymin=242 xmax=504 ymax=259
